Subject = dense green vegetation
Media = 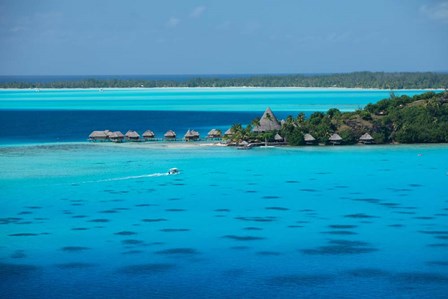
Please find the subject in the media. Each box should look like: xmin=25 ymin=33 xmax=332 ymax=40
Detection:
xmin=1 ymin=72 xmax=448 ymax=89
xmin=225 ymin=91 xmax=448 ymax=145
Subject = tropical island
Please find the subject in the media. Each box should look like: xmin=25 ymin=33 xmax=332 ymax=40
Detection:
xmin=224 ymin=91 xmax=448 ymax=146
xmin=2 ymin=72 xmax=448 ymax=89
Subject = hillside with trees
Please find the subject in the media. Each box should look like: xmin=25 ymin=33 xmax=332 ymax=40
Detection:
xmin=225 ymin=91 xmax=448 ymax=145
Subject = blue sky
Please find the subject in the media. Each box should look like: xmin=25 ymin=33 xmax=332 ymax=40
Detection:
xmin=0 ymin=0 xmax=447 ymax=75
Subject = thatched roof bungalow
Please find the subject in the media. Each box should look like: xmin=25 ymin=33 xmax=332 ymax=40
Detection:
xmin=304 ymin=133 xmax=317 ymax=145
xmin=328 ymin=133 xmax=343 ymax=145
xmin=142 ymin=130 xmax=155 ymax=140
xmin=359 ymin=133 xmax=374 ymax=144
xmin=125 ymin=130 xmax=140 ymax=141
xmin=109 ymin=131 xmax=124 ymax=143
xmin=184 ymin=129 xmax=200 ymax=141
xmin=224 ymin=128 xmax=233 ymax=136
xmin=274 ymin=133 xmax=284 ymax=142
xmin=207 ymin=129 xmax=222 ymax=139
xmin=164 ymin=130 xmax=176 ymax=140
xmin=253 ymin=107 xmax=281 ymax=133
xmin=89 ymin=130 xmax=108 ymax=142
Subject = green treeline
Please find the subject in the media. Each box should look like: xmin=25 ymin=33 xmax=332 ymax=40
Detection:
xmin=226 ymin=91 xmax=448 ymax=145
xmin=1 ymin=72 xmax=448 ymax=89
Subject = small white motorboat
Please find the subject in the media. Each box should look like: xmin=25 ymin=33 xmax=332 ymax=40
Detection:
xmin=168 ymin=168 xmax=180 ymax=175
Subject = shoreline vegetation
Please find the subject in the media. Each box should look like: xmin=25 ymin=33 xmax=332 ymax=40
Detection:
xmin=225 ymin=91 xmax=448 ymax=147
xmin=1 ymin=72 xmax=448 ymax=89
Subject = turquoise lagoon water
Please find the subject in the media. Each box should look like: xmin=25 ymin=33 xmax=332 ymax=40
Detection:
xmin=0 ymin=88 xmax=435 ymax=112
xmin=1 ymin=88 xmax=448 ymax=298
xmin=1 ymin=143 xmax=448 ymax=298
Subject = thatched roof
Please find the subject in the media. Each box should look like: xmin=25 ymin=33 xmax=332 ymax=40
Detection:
xmin=274 ymin=133 xmax=283 ymax=141
xmin=224 ymin=128 xmax=233 ymax=136
xmin=208 ymin=129 xmax=221 ymax=137
xmin=192 ymin=130 xmax=200 ymax=137
xmin=164 ymin=130 xmax=176 ymax=138
xmin=304 ymin=133 xmax=316 ymax=142
xmin=125 ymin=130 xmax=140 ymax=138
xmin=104 ymin=130 xmax=113 ymax=137
xmin=89 ymin=131 xmax=108 ymax=138
xmin=359 ymin=133 xmax=374 ymax=141
xmin=253 ymin=107 xmax=281 ymax=132
xmin=110 ymin=131 xmax=124 ymax=138
xmin=142 ymin=130 xmax=155 ymax=138
xmin=329 ymin=133 xmax=342 ymax=141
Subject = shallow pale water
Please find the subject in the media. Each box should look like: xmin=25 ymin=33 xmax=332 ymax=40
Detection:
xmin=1 ymin=143 xmax=447 ymax=298
xmin=0 ymin=88 xmax=434 ymax=111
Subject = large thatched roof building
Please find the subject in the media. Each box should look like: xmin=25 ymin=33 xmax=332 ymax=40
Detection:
xmin=253 ymin=107 xmax=281 ymax=133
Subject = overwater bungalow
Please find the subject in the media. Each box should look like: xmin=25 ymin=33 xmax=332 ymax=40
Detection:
xmin=109 ymin=131 xmax=124 ymax=143
xmin=164 ymin=130 xmax=176 ymax=141
xmin=89 ymin=130 xmax=108 ymax=142
xmin=359 ymin=133 xmax=375 ymax=144
xmin=142 ymin=130 xmax=155 ymax=141
xmin=253 ymin=107 xmax=281 ymax=133
xmin=184 ymin=129 xmax=200 ymax=141
xmin=207 ymin=129 xmax=222 ymax=139
xmin=304 ymin=133 xmax=317 ymax=145
xmin=328 ymin=133 xmax=343 ymax=145
xmin=125 ymin=130 xmax=140 ymax=142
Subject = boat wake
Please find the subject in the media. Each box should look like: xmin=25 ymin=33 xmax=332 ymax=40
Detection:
xmin=91 ymin=172 xmax=170 ymax=183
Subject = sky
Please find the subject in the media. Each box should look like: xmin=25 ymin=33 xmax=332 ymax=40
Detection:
xmin=0 ymin=0 xmax=447 ymax=75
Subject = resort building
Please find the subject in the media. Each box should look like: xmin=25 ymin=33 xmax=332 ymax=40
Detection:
xmin=274 ymin=133 xmax=284 ymax=142
xmin=253 ymin=107 xmax=281 ymax=133
xmin=164 ymin=130 xmax=176 ymax=141
xmin=125 ymin=130 xmax=140 ymax=142
xmin=359 ymin=133 xmax=375 ymax=144
xmin=89 ymin=130 xmax=108 ymax=142
xmin=328 ymin=133 xmax=343 ymax=145
xmin=184 ymin=129 xmax=200 ymax=141
xmin=304 ymin=133 xmax=317 ymax=145
xmin=224 ymin=128 xmax=233 ymax=137
xmin=109 ymin=131 xmax=124 ymax=143
xmin=142 ymin=130 xmax=155 ymax=141
xmin=207 ymin=129 xmax=222 ymax=139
